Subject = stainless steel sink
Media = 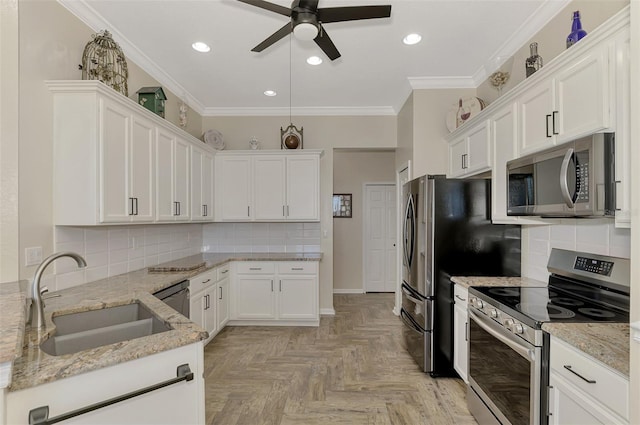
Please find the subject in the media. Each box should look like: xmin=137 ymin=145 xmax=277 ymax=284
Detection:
xmin=40 ymin=302 xmax=172 ymax=356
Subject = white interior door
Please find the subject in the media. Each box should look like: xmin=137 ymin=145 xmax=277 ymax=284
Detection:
xmin=364 ymin=184 xmax=397 ymax=292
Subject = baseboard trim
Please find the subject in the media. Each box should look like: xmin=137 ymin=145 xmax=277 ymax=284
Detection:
xmin=320 ymin=308 xmax=336 ymax=316
xmin=333 ymin=289 xmax=365 ymax=294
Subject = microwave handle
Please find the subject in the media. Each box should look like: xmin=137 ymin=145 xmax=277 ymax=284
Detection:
xmin=560 ymin=148 xmax=575 ymax=208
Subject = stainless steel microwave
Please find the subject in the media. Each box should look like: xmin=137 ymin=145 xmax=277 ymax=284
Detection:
xmin=507 ymin=133 xmax=615 ymax=217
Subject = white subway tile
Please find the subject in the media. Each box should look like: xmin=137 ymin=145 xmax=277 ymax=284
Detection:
xmin=157 ymin=253 xmax=173 ymax=264
xmin=286 ymin=245 xmax=304 ymax=253
xmin=525 ymin=224 xmax=550 ymax=241
xmin=109 ymin=248 xmax=129 ymax=264
xmin=85 ymin=252 xmax=108 ymax=267
xmin=303 ymin=245 xmax=321 ymax=253
xmin=268 ymin=245 xmax=285 ymax=253
xmin=55 ymin=226 xmax=85 ymax=243
xmin=550 ymin=220 xmax=576 ymax=244
xmin=575 ymin=220 xmax=609 ymax=247
xmin=108 ymin=229 xmax=129 ymax=250
xmin=55 ymin=269 xmax=86 ymax=290
xmin=85 ymin=266 xmax=108 ymax=283
xmin=129 ymin=246 xmax=145 ymax=260
xmin=108 ymin=262 xmax=129 ymax=277
xmin=145 ymin=255 xmax=159 ymax=267
xmin=575 ymin=242 xmax=608 ymax=256
xmin=609 ymin=245 xmax=630 ymax=259
xmin=128 ymin=258 xmax=145 ymax=272
xmin=145 ymin=244 xmax=159 ymax=256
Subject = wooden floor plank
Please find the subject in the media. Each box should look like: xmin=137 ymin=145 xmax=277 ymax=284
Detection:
xmin=204 ymin=293 xmax=477 ymax=425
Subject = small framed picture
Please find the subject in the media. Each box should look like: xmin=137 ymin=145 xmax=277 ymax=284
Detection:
xmin=333 ymin=194 xmax=352 ymax=218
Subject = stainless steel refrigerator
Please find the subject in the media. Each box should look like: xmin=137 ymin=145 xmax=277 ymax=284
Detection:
xmin=400 ymin=175 xmax=521 ymax=376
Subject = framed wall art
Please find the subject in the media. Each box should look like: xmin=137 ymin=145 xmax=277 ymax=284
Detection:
xmin=333 ymin=194 xmax=352 ymax=218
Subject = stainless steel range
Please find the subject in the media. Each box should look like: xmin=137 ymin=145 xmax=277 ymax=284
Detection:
xmin=466 ymin=248 xmax=630 ymax=425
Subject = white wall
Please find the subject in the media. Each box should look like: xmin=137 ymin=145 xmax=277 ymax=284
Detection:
xmin=521 ymin=220 xmax=630 ymax=281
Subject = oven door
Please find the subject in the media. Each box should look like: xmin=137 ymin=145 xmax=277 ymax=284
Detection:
xmin=467 ymin=309 xmax=543 ymax=425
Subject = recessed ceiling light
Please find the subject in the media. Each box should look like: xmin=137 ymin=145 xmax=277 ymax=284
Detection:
xmin=264 ymin=90 xmax=277 ymax=97
xmin=306 ymin=56 xmax=323 ymax=66
xmin=403 ymin=33 xmax=422 ymax=45
xmin=192 ymin=42 xmax=211 ymax=53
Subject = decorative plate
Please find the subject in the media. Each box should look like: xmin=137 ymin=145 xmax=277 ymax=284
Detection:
xmin=445 ymin=97 xmax=486 ymax=133
xmin=202 ymin=129 xmax=225 ymax=150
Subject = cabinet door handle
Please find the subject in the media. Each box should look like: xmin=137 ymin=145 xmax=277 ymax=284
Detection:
xmin=461 ymin=154 xmax=465 ymax=170
xmin=247 ymin=206 xmax=250 ymax=217
xmin=129 ymin=198 xmax=134 ymax=216
xmin=283 ymin=205 xmax=286 ymax=217
xmin=203 ymin=205 xmax=206 ymax=217
xmin=291 ymin=267 xmax=304 ymax=271
xmin=287 ymin=205 xmax=290 ymax=217
xmin=455 ymin=295 xmax=466 ymax=302
xmin=279 ymin=280 xmax=282 ymax=292
xmin=249 ymin=267 xmax=262 ymax=271
xmin=178 ymin=202 xmax=181 ymax=216
xmin=552 ymin=110 xmax=559 ymax=135
xmin=135 ymin=198 xmax=139 ymax=215
xmin=271 ymin=280 xmax=274 ymax=292
xmin=221 ymin=270 xmax=229 ymax=274
xmin=219 ymin=286 xmax=222 ymax=300
xmin=464 ymin=321 xmax=468 ymax=342
xmin=204 ymin=294 xmax=208 ymax=310
xmin=545 ymin=114 xmax=552 ymax=138
xmin=563 ymin=365 xmax=596 ymax=384
xmin=202 ymin=279 xmax=211 ymax=284
xmin=174 ymin=202 xmax=178 ymax=216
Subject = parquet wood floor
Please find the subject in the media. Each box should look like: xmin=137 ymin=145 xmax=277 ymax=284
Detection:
xmin=204 ymin=293 xmax=478 ymax=425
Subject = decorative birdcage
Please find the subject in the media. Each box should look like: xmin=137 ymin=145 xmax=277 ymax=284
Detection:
xmin=80 ymin=30 xmax=129 ymax=96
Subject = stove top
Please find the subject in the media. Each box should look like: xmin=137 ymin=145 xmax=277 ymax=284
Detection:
xmin=470 ymin=285 xmax=629 ymax=326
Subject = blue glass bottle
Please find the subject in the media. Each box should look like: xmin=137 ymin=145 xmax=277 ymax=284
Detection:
xmin=566 ymin=11 xmax=587 ymax=48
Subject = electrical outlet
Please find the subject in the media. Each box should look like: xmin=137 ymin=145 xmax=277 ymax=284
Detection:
xmin=25 ymin=247 xmax=43 ymax=266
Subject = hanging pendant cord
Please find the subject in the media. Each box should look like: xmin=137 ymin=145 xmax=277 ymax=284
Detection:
xmin=289 ymin=31 xmax=293 ymax=128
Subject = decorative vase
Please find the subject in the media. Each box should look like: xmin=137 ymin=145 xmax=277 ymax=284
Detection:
xmin=525 ymin=42 xmax=543 ymax=78
xmin=566 ymin=11 xmax=587 ymax=48
xmin=455 ymin=98 xmax=470 ymax=128
xmin=249 ymin=137 xmax=259 ymax=150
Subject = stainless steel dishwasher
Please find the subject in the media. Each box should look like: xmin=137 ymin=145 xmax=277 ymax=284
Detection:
xmin=153 ymin=280 xmax=190 ymax=318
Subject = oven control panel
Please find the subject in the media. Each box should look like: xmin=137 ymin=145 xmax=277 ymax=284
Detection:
xmin=574 ymin=256 xmax=614 ymax=276
xmin=468 ymin=295 xmax=542 ymax=346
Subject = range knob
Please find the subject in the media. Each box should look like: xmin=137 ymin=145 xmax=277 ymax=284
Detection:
xmin=474 ymin=299 xmax=484 ymax=309
xmin=504 ymin=318 xmax=514 ymax=328
xmin=513 ymin=323 xmax=524 ymax=334
xmin=490 ymin=309 xmax=498 ymax=318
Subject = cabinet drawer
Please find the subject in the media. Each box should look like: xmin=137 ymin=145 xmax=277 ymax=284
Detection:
xmin=189 ymin=270 xmax=216 ymax=294
xmin=277 ymin=262 xmax=318 ymax=275
xmin=236 ymin=262 xmax=275 ymax=274
xmin=216 ymin=263 xmax=230 ymax=281
xmin=453 ymin=284 xmax=468 ymax=308
xmin=550 ymin=337 xmax=628 ymax=420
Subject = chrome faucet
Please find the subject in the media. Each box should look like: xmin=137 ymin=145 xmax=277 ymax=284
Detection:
xmin=30 ymin=251 xmax=87 ymax=329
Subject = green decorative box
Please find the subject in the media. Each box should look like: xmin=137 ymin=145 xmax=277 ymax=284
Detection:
xmin=136 ymin=86 xmax=167 ymax=118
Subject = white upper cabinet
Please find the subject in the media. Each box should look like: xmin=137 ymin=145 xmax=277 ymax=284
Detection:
xmin=447 ymin=120 xmax=491 ymax=178
xmin=518 ymin=43 xmax=610 ymax=156
xmin=155 ymin=128 xmax=191 ymax=222
xmin=215 ymin=155 xmax=253 ymax=221
xmin=49 ymin=80 xmax=213 ymax=226
xmin=190 ymin=144 xmax=214 ymax=221
xmin=215 ymin=151 xmax=322 ymax=222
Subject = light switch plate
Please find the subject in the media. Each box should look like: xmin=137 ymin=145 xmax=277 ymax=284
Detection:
xmin=25 ymin=246 xmax=43 ymax=266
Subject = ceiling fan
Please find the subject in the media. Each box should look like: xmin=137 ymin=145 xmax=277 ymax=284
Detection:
xmin=237 ymin=0 xmax=392 ymax=61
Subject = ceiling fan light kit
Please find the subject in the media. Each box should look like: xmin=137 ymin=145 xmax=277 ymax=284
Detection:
xmin=238 ymin=0 xmax=391 ymax=61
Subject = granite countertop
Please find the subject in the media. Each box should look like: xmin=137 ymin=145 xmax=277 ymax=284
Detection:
xmin=3 ymin=252 xmax=322 ymax=391
xmin=450 ymin=275 xmax=548 ymax=289
xmin=542 ymin=322 xmax=630 ymax=377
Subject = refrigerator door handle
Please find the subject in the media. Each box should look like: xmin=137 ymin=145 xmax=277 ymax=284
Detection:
xmin=402 ymin=284 xmax=424 ymax=306
xmin=403 ymin=195 xmax=416 ymax=269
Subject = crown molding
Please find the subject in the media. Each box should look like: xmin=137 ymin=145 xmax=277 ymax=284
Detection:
xmin=57 ymin=0 xmax=206 ymax=115
xmin=202 ymin=105 xmax=397 ymax=117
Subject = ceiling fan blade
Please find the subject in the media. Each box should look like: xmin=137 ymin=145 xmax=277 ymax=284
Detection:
xmin=252 ymin=22 xmax=292 ymax=52
xmin=314 ymin=26 xmax=341 ymax=61
xmin=237 ymin=0 xmax=291 ymax=17
xmin=317 ymin=5 xmax=391 ymax=23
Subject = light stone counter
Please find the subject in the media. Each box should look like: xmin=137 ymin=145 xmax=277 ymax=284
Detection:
xmin=450 ymin=276 xmax=548 ymax=289
xmin=542 ymin=322 xmax=629 ymax=377
xmin=4 ymin=252 xmax=322 ymax=391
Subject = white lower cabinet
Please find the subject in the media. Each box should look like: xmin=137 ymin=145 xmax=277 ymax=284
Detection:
xmin=231 ymin=261 xmax=319 ymax=325
xmin=453 ymin=284 xmax=468 ymax=383
xmin=548 ymin=336 xmax=629 ymax=424
xmin=6 ymin=343 xmax=204 ymax=425
xmin=189 ymin=265 xmax=230 ymax=344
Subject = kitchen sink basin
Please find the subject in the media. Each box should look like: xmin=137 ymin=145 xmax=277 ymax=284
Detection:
xmin=40 ymin=302 xmax=172 ymax=356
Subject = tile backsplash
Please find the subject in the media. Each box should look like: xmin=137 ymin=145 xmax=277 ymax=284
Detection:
xmin=522 ymin=219 xmax=630 ymax=281
xmin=50 ymin=224 xmax=204 ymax=291
xmin=49 ymin=222 xmax=321 ymax=292
xmin=202 ymin=222 xmax=321 ymax=254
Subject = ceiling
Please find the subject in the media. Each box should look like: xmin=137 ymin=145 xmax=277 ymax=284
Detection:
xmin=60 ymin=0 xmax=570 ymax=116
